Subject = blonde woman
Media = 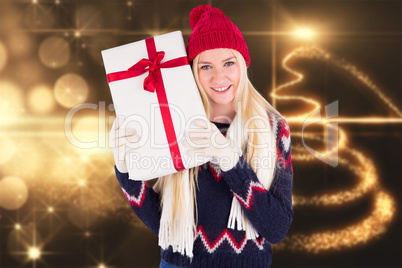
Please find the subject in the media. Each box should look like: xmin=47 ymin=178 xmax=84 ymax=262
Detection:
xmin=110 ymin=4 xmax=293 ymax=268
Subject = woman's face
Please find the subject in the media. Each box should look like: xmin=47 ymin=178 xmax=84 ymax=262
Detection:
xmin=197 ymin=49 xmax=240 ymax=109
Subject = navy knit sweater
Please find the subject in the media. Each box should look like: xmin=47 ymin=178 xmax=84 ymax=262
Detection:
xmin=115 ymin=118 xmax=293 ymax=268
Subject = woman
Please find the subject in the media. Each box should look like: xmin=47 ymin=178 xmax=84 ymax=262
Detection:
xmin=110 ymin=4 xmax=293 ymax=268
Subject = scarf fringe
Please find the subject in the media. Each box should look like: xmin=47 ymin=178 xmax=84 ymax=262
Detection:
xmin=159 ymin=169 xmax=194 ymax=259
xmin=226 ymin=112 xmax=275 ymax=240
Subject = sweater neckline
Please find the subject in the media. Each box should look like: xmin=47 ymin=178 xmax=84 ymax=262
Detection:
xmin=211 ymin=121 xmax=230 ymax=133
xmin=211 ymin=121 xmax=230 ymax=127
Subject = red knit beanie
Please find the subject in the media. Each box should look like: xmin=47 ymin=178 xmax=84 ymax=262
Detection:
xmin=187 ymin=4 xmax=250 ymax=68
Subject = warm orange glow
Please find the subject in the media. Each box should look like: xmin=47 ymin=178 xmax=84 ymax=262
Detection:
xmin=294 ymin=28 xmax=315 ymax=38
xmin=28 ymin=247 xmax=41 ymax=260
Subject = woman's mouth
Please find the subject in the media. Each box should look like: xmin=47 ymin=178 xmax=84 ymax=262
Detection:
xmin=211 ymin=85 xmax=231 ymax=93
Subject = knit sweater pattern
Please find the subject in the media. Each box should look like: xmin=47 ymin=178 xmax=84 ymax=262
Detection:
xmin=115 ymin=117 xmax=293 ymax=268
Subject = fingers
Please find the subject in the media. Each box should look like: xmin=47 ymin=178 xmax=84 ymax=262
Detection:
xmin=186 ymin=147 xmax=211 ymax=156
xmin=117 ymin=128 xmax=137 ymax=139
xmin=185 ymin=129 xmax=209 ymax=140
xmin=115 ymin=135 xmax=141 ymax=148
xmin=182 ymin=138 xmax=209 ymax=149
xmin=193 ymin=119 xmax=208 ymax=128
xmin=111 ymin=128 xmax=137 ymax=143
xmin=111 ymin=117 xmax=127 ymax=141
xmin=111 ymin=116 xmax=125 ymax=132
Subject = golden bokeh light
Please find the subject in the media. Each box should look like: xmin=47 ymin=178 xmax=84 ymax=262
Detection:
xmin=0 ymin=80 xmax=24 ymax=119
xmin=2 ymin=139 xmax=46 ymax=180
xmin=7 ymin=227 xmax=43 ymax=262
xmin=78 ymin=179 xmax=86 ymax=186
xmin=294 ymin=28 xmax=315 ymax=39
xmin=6 ymin=33 xmax=34 ymax=58
xmin=0 ymin=176 xmax=28 ymax=210
xmin=15 ymin=223 xmax=21 ymax=230
xmin=28 ymin=84 xmax=56 ymax=114
xmin=0 ymin=137 xmax=17 ymax=165
xmin=28 ymin=246 xmax=41 ymax=260
xmin=0 ymin=41 xmax=8 ymax=72
xmin=71 ymin=116 xmax=108 ymax=155
xmin=39 ymin=36 xmax=70 ymax=69
xmin=54 ymin=73 xmax=89 ymax=108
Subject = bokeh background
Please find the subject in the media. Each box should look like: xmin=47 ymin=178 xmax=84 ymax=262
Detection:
xmin=0 ymin=0 xmax=401 ymax=267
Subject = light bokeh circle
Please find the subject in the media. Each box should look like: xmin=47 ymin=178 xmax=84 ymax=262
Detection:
xmin=0 ymin=41 xmax=7 ymax=72
xmin=28 ymin=84 xmax=55 ymax=114
xmin=0 ymin=137 xmax=16 ymax=164
xmin=72 ymin=116 xmax=101 ymax=150
xmin=39 ymin=36 xmax=70 ymax=69
xmin=0 ymin=80 xmax=24 ymax=118
xmin=7 ymin=33 xmax=33 ymax=58
xmin=54 ymin=73 xmax=89 ymax=108
xmin=0 ymin=176 xmax=28 ymax=210
xmin=1 ymin=139 xmax=45 ymax=180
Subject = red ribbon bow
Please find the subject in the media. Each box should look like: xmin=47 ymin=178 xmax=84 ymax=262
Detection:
xmin=106 ymin=37 xmax=189 ymax=172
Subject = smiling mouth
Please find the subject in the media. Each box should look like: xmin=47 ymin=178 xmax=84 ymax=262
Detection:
xmin=211 ymin=85 xmax=231 ymax=92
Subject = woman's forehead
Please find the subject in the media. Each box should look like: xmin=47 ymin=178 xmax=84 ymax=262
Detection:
xmin=198 ymin=49 xmax=235 ymax=62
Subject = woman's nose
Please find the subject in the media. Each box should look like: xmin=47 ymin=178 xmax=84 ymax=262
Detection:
xmin=212 ymin=68 xmax=226 ymax=83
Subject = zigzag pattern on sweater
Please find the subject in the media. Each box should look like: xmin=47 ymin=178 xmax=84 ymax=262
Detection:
xmin=195 ymin=226 xmax=265 ymax=254
xmin=122 ymin=182 xmax=146 ymax=207
xmin=208 ymin=162 xmax=222 ymax=182
xmin=276 ymin=119 xmax=293 ymax=173
xmin=277 ymin=146 xmax=293 ymax=172
xmin=232 ymin=181 xmax=266 ymax=209
xmin=278 ymin=120 xmax=290 ymax=152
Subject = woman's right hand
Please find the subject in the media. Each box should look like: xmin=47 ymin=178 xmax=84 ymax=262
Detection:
xmin=110 ymin=117 xmax=141 ymax=173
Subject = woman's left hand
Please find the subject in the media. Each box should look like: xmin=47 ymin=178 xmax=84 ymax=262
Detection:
xmin=183 ymin=119 xmax=242 ymax=172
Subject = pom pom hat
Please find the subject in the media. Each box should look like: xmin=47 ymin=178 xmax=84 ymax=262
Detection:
xmin=187 ymin=4 xmax=251 ymax=67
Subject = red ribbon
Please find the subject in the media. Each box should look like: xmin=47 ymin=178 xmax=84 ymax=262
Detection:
xmin=107 ymin=37 xmax=188 ymax=172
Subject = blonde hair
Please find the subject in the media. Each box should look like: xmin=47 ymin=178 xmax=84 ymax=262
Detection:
xmin=153 ymin=49 xmax=282 ymax=243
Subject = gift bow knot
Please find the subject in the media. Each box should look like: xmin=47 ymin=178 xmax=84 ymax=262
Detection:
xmin=129 ymin=51 xmax=166 ymax=93
xmin=107 ymin=49 xmax=189 ymax=94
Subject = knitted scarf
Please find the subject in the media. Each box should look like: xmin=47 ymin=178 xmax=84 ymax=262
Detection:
xmin=158 ymin=113 xmax=276 ymax=258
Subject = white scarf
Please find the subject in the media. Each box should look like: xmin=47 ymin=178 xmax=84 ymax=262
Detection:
xmin=158 ymin=113 xmax=276 ymax=258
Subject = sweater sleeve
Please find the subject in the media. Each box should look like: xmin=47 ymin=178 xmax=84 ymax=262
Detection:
xmin=114 ymin=166 xmax=161 ymax=236
xmin=221 ymin=118 xmax=293 ymax=244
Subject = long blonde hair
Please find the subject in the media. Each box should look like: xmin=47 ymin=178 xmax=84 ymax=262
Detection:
xmin=153 ymin=49 xmax=282 ymax=243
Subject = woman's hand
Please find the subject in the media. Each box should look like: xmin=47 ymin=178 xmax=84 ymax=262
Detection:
xmin=110 ymin=117 xmax=141 ymax=173
xmin=184 ymin=120 xmax=242 ymax=172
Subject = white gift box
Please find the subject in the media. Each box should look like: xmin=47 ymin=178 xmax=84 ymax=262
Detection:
xmin=102 ymin=31 xmax=209 ymax=180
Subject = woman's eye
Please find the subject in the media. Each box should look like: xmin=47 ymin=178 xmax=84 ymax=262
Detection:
xmin=225 ymin=61 xmax=234 ymax=67
xmin=200 ymin=65 xmax=211 ymax=70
